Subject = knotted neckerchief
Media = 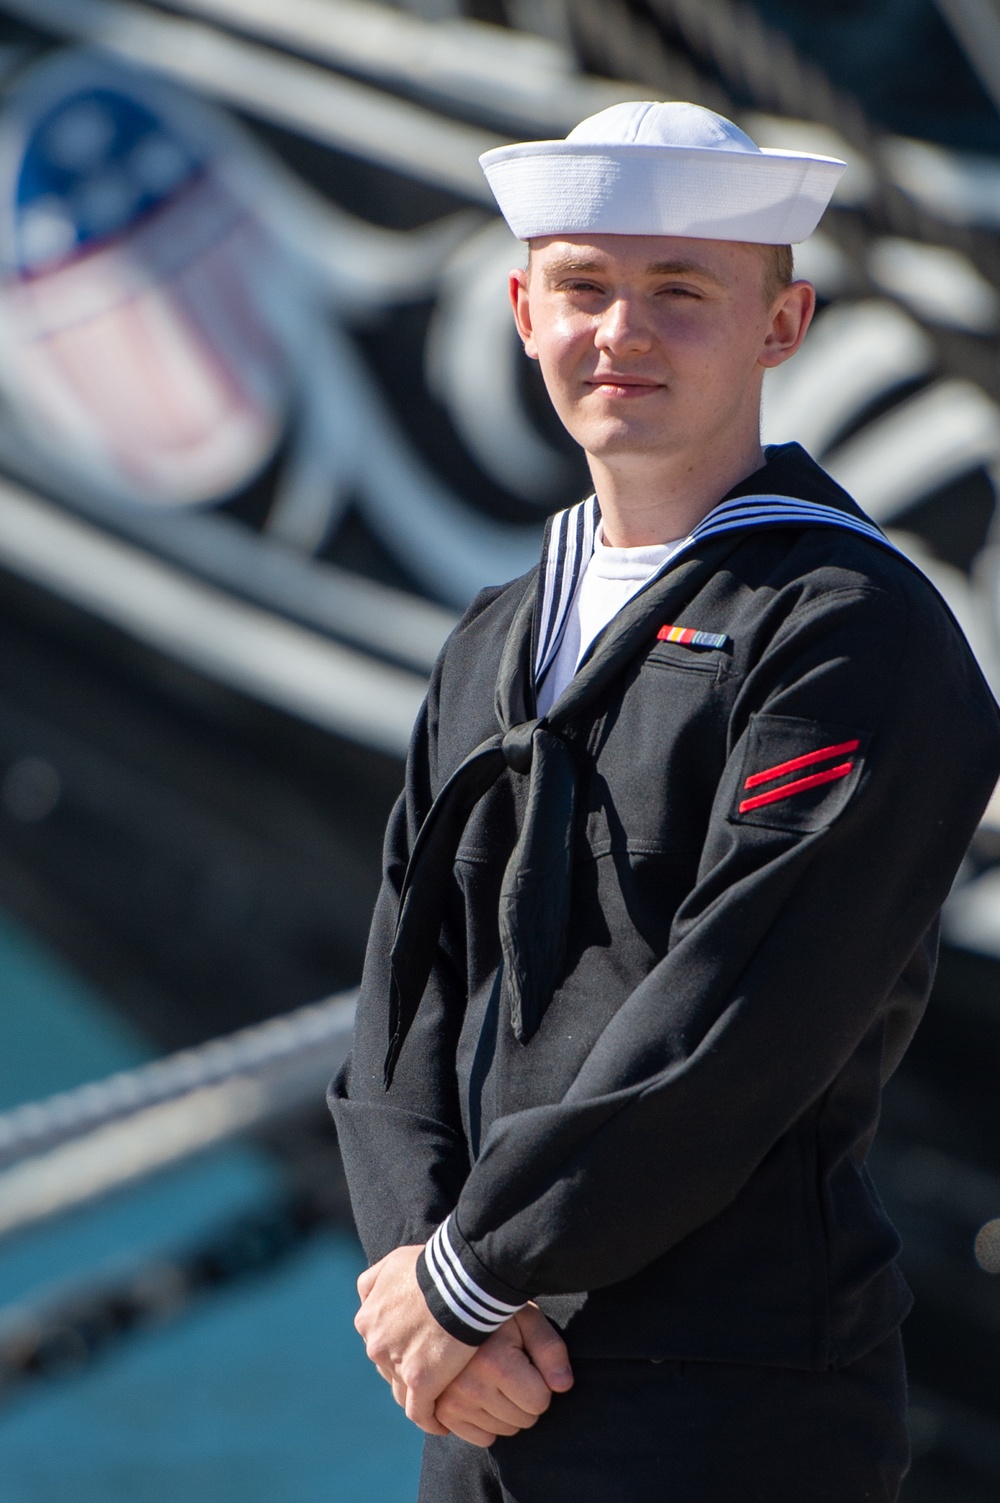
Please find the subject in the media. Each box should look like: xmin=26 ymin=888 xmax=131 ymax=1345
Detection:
xmin=384 ymin=492 xmax=898 ymax=1085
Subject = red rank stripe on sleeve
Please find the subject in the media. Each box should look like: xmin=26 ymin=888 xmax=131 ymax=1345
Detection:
xmin=739 ymin=738 xmax=860 ymax=813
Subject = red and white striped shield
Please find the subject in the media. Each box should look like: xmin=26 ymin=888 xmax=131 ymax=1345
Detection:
xmin=0 ymin=52 xmax=293 ymax=506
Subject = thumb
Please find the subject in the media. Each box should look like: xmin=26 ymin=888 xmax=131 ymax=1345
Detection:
xmin=514 ymin=1305 xmax=574 ymax=1392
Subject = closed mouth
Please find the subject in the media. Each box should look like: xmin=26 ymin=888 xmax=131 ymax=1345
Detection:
xmin=586 ymin=375 xmax=663 ymax=394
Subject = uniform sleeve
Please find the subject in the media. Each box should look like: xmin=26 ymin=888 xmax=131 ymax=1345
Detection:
xmin=328 ymin=650 xmax=471 ymax=1264
xmin=417 ymin=581 xmax=1000 ymax=1335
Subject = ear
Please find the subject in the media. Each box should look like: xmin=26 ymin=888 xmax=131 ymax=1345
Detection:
xmin=509 ymin=267 xmax=539 ymax=360
xmin=758 ymin=279 xmax=816 ymax=370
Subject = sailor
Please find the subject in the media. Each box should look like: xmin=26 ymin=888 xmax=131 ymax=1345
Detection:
xmin=329 ymin=101 xmax=1000 ymax=1501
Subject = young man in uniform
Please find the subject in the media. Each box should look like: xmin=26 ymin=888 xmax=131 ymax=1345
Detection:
xmin=329 ymin=102 xmax=1000 ymax=1500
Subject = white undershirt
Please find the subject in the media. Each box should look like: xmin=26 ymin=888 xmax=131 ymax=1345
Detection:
xmin=536 ymin=523 xmax=690 ymax=715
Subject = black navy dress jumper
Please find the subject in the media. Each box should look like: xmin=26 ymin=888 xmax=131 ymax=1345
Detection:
xmin=330 ymin=444 xmax=1000 ymax=1501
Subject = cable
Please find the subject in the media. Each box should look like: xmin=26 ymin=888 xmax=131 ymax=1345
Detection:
xmin=0 ymin=990 xmax=356 ymax=1171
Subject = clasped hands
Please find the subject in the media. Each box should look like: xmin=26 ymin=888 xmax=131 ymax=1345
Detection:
xmin=355 ymin=1244 xmax=573 ymax=1447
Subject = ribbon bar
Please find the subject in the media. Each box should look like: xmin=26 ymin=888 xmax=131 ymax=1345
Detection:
xmin=657 ymin=624 xmax=730 ymax=650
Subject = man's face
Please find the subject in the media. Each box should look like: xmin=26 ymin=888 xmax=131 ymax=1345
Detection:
xmin=509 ymin=234 xmax=812 ymax=469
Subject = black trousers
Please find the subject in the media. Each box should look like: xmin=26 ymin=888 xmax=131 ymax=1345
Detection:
xmin=418 ymin=1331 xmax=909 ymax=1503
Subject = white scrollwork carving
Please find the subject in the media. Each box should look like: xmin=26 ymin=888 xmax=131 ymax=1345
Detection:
xmin=425 ymin=216 xmax=572 ymax=505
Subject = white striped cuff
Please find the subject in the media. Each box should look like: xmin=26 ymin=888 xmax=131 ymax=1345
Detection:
xmin=420 ymin=1216 xmax=526 ymax=1342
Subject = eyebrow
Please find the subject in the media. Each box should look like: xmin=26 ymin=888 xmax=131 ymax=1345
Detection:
xmin=647 ymin=260 xmax=726 ymax=285
xmin=543 ymin=257 xmax=726 ymax=287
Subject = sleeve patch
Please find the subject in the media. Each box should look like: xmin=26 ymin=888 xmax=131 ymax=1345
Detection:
xmin=731 ymin=716 xmax=870 ymax=833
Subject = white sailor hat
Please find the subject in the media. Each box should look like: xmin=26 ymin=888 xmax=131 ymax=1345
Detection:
xmin=479 ymin=100 xmax=846 ymax=245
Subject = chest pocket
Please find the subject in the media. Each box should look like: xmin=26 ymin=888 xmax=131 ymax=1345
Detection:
xmin=578 ymin=644 xmax=733 ymax=858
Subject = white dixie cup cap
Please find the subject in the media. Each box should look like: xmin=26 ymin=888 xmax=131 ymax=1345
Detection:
xmin=479 ymin=100 xmax=847 ymax=245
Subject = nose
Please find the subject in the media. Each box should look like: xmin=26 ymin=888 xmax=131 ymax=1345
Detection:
xmin=595 ymin=295 xmax=654 ymax=355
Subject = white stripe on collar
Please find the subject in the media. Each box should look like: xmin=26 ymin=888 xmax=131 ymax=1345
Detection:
xmin=533 ymin=491 xmax=896 ymax=686
xmin=536 ymin=496 xmax=598 ymax=681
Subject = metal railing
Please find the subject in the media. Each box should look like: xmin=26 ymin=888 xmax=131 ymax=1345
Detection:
xmin=0 ymin=990 xmax=357 ymax=1241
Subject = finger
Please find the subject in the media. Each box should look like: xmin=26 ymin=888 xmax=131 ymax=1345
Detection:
xmin=357 ymin=1263 xmax=380 ymax=1302
xmin=494 ymin=1355 xmax=553 ymax=1417
xmin=438 ymin=1390 xmax=538 ymax=1434
xmin=443 ymin=1373 xmax=541 ymax=1430
xmin=436 ymin=1417 xmax=501 ymax=1448
xmin=406 ymin=1398 xmax=454 ymax=1436
xmin=472 ymin=1391 xmax=540 ymax=1429
xmin=464 ymin=1345 xmax=551 ymax=1418
xmin=393 ymin=1376 xmax=448 ymax=1436
xmin=405 ymin=1387 xmax=443 ymax=1434
xmin=515 ymin=1306 xmax=574 ymax=1391
xmin=481 ymin=1388 xmax=538 ymax=1424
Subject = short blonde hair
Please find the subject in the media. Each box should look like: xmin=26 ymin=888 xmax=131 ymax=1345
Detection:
xmin=762 ymin=244 xmax=794 ymax=305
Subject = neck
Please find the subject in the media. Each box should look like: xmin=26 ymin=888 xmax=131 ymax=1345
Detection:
xmin=590 ymin=431 xmax=767 ymax=548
